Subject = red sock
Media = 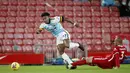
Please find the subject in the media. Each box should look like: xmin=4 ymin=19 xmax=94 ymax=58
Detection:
xmin=72 ymin=60 xmax=87 ymax=66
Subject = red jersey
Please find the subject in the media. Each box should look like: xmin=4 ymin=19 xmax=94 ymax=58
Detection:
xmin=112 ymin=45 xmax=127 ymax=63
xmin=92 ymin=45 xmax=127 ymax=69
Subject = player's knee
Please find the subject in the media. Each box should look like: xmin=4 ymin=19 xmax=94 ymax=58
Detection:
xmin=59 ymin=51 xmax=64 ymax=55
xmin=57 ymin=48 xmax=64 ymax=55
xmin=63 ymin=39 xmax=70 ymax=48
xmin=64 ymin=43 xmax=69 ymax=48
xmin=57 ymin=45 xmax=65 ymax=55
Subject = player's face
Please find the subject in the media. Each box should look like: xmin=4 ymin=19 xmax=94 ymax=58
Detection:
xmin=113 ymin=39 xmax=118 ymax=46
xmin=42 ymin=16 xmax=50 ymax=24
xmin=114 ymin=37 xmax=122 ymax=46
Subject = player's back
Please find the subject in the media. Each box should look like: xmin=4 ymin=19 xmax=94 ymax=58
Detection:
xmin=115 ymin=45 xmax=127 ymax=62
xmin=39 ymin=16 xmax=66 ymax=37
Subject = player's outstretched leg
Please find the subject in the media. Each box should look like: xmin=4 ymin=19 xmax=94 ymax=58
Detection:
xmin=64 ymin=60 xmax=77 ymax=69
xmin=57 ymin=44 xmax=77 ymax=69
xmin=69 ymin=42 xmax=85 ymax=51
xmin=62 ymin=53 xmax=77 ymax=69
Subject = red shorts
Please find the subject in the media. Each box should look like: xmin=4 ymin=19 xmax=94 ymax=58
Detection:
xmin=92 ymin=56 xmax=114 ymax=69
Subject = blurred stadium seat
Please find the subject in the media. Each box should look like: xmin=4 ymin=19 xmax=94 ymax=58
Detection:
xmin=111 ymin=28 xmax=120 ymax=33
xmin=91 ymin=0 xmax=100 ymax=6
xmin=2 ymin=45 xmax=13 ymax=53
xmin=23 ymin=39 xmax=33 ymax=45
xmin=9 ymin=0 xmax=18 ymax=6
xmin=0 ymin=28 xmax=4 ymax=34
xmin=13 ymin=39 xmax=23 ymax=45
xmin=15 ymin=28 xmax=25 ymax=33
xmin=22 ymin=45 xmax=33 ymax=53
xmin=101 ymin=22 xmax=111 ymax=28
xmin=28 ymin=0 xmax=36 ymax=6
xmin=4 ymin=33 xmax=14 ymax=39
xmin=5 ymin=28 xmax=15 ymax=33
xmin=110 ymin=6 xmax=119 ymax=12
xmin=100 ymin=7 xmax=109 ymax=12
xmin=119 ymin=17 xmax=129 ymax=22
xmin=110 ymin=12 xmax=120 ymax=17
xmin=120 ymin=28 xmax=129 ymax=33
xmin=82 ymin=6 xmax=91 ymax=12
xmin=102 ymin=27 xmax=111 ymax=33
xmin=92 ymin=17 xmax=101 ymax=23
xmin=0 ymin=11 xmax=7 ymax=17
xmin=110 ymin=17 xmax=120 ymax=23
xmin=92 ymin=11 xmax=101 ymax=17
xmin=3 ymin=39 xmax=13 ymax=45
xmin=82 ymin=32 xmax=92 ymax=39
xmin=0 ymin=17 xmax=6 ymax=23
xmin=15 ymin=23 xmax=25 ymax=28
xmin=111 ymin=23 xmax=120 ymax=28
xmin=14 ymin=33 xmax=24 ymax=39
xmin=101 ymin=12 xmax=110 ymax=17
xmin=33 ymin=39 xmax=43 ymax=45
xmin=5 ymin=23 xmax=15 ymax=28
xmin=16 ymin=17 xmax=26 ymax=22
xmin=24 ymin=33 xmax=34 ymax=39
xmin=101 ymin=17 xmax=110 ymax=23
xmin=0 ymin=34 xmax=4 ymax=39
xmin=1 ymin=0 xmax=9 ymax=5
xmin=25 ymin=28 xmax=34 ymax=33
xmin=0 ymin=5 xmax=8 ymax=11
xmin=82 ymin=39 xmax=92 ymax=45
xmin=120 ymin=22 xmax=129 ymax=27
xmin=0 ymin=23 xmax=5 ymax=28
xmin=8 ymin=6 xmax=17 ymax=11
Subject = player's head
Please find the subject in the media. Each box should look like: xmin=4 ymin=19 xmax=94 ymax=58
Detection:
xmin=41 ymin=12 xmax=50 ymax=24
xmin=113 ymin=36 xmax=122 ymax=46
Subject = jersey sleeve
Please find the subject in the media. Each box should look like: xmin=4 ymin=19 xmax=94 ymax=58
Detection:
xmin=51 ymin=16 xmax=64 ymax=24
xmin=39 ymin=23 xmax=45 ymax=30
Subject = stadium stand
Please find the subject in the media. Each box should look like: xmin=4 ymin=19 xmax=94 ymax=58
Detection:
xmin=0 ymin=0 xmax=130 ymax=64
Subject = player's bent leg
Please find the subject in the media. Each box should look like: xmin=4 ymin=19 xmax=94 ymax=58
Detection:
xmin=57 ymin=44 xmax=65 ymax=55
xmin=63 ymin=39 xmax=84 ymax=51
xmin=78 ymin=42 xmax=85 ymax=51
xmin=63 ymin=39 xmax=70 ymax=48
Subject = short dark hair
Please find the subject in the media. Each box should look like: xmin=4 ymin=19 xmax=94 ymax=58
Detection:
xmin=41 ymin=12 xmax=50 ymax=17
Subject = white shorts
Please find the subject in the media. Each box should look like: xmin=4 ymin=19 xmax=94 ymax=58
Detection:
xmin=56 ymin=31 xmax=70 ymax=45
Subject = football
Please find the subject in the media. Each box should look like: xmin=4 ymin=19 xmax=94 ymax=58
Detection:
xmin=11 ymin=62 xmax=20 ymax=70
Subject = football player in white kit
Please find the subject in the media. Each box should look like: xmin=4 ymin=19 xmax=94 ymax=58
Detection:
xmin=36 ymin=12 xmax=85 ymax=69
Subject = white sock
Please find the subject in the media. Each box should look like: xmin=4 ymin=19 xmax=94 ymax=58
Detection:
xmin=69 ymin=42 xmax=79 ymax=49
xmin=61 ymin=53 xmax=73 ymax=65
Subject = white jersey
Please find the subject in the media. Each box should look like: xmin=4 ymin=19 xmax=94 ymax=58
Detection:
xmin=39 ymin=16 xmax=69 ymax=37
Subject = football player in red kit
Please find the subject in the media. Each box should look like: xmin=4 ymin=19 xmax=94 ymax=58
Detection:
xmin=68 ymin=36 xmax=127 ymax=69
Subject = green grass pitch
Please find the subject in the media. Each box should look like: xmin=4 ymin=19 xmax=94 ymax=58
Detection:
xmin=0 ymin=64 xmax=130 ymax=73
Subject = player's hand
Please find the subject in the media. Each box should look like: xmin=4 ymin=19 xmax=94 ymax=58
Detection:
xmin=36 ymin=30 xmax=41 ymax=34
xmin=36 ymin=31 xmax=40 ymax=34
xmin=113 ymin=67 xmax=119 ymax=69
xmin=73 ymin=22 xmax=79 ymax=27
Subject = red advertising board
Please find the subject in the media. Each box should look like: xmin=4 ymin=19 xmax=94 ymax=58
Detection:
xmin=0 ymin=54 xmax=44 ymax=64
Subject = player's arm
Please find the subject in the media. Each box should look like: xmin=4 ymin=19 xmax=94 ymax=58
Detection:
xmin=64 ymin=16 xmax=79 ymax=27
xmin=114 ymin=52 xmax=120 ymax=69
xmin=36 ymin=28 xmax=44 ymax=34
xmin=36 ymin=23 xmax=44 ymax=34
